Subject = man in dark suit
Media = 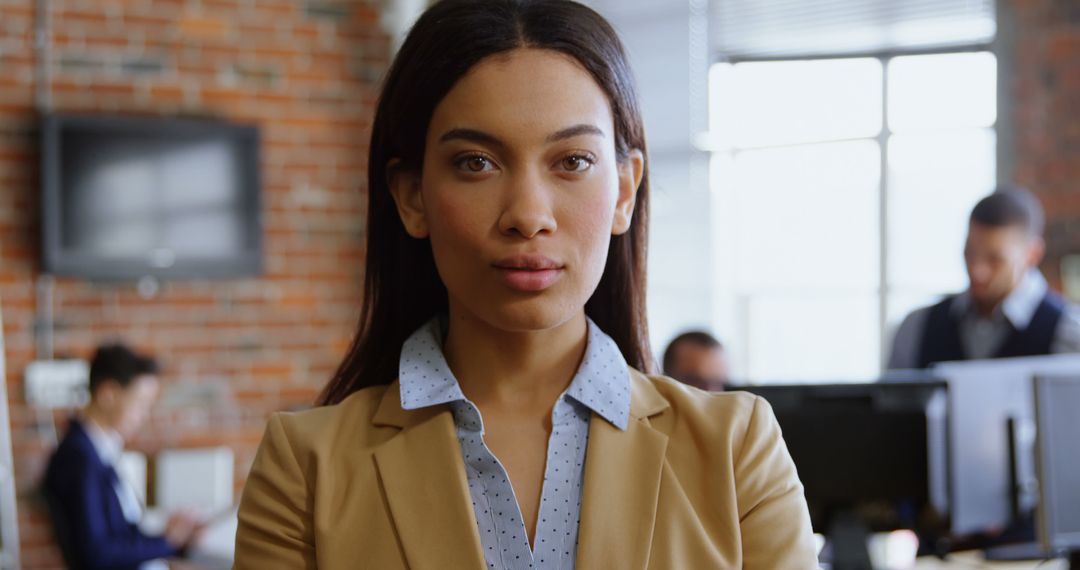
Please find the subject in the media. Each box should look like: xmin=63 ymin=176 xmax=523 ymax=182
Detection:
xmin=44 ymin=344 xmax=201 ymax=569
xmin=889 ymin=187 xmax=1080 ymax=369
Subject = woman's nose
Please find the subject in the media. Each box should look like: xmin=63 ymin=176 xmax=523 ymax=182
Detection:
xmin=496 ymin=171 xmax=558 ymax=239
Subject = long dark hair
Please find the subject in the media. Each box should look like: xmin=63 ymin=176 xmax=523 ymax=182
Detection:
xmin=319 ymin=0 xmax=652 ymax=405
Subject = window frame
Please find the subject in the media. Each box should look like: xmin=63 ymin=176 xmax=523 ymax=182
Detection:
xmin=709 ymin=43 xmax=997 ymax=381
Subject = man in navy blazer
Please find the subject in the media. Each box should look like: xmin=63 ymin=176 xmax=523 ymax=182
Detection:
xmin=44 ymin=344 xmax=201 ymax=569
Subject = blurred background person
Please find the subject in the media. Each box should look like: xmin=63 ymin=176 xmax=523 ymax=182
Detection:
xmin=43 ymin=344 xmax=202 ymax=570
xmin=889 ymin=187 xmax=1080 ymax=369
xmin=662 ymin=330 xmax=730 ymax=391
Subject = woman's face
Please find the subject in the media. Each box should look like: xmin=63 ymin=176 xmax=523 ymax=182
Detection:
xmin=391 ymin=48 xmax=643 ymax=333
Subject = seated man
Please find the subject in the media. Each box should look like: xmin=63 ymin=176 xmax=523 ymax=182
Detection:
xmin=889 ymin=187 xmax=1080 ymax=369
xmin=44 ymin=344 xmax=201 ymax=569
xmin=662 ymin=331 xmax=730 ymax=391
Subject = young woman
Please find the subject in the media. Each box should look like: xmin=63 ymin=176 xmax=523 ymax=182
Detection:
xmin=234 ymin=1 xmax=816 ymax=568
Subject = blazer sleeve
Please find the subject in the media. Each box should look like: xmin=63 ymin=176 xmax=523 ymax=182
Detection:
xmin=734 ymin=395 xmax=819 ymax=569
xmin=235 ymin=413 xmax=318 ymax=569
xmin=49 ymin=446 xmax=177 ymax=568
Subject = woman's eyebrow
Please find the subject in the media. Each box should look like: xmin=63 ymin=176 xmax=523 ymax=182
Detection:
xmin=546 ymin=124 xmax=604 ymax=143
xmin=437 ymin=124 xmax=605 ymax=147
xmin=438 ymin=128 xmax=504 ymax=148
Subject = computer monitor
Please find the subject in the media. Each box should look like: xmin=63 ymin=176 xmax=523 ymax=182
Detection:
xmin=41 ymin=113 xmax=263 ymax=280
xmin=729 ymin=381 xmax=949 ymax=567
xmin=1033 ymin=375 xmax=1080 ymax=562
xmin=931 ymin=355 xmax=1080 ymax=538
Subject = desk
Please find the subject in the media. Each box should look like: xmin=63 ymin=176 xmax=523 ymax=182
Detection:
xmin=915 ymin=551 xmax=1068 ymax=569
xmin=191 ymin=507 xmax=237 ymax=562
xmin=142 ymin=507 xmax=236 ymax=570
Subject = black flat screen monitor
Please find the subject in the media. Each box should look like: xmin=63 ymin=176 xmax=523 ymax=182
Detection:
xmin=729 ymin=382 xmax=950 ymax=535
xmin=41 ymin=114 xmax=262 ymax=280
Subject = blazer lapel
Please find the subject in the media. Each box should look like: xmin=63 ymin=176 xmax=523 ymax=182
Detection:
xmin=576 ymin=372 xmax=670 ymax=569
xmin=372 ymin=382 xmax=486 ymax=569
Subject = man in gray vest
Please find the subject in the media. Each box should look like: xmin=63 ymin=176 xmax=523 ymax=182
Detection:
xmin=888 ymin=187 xmax=1080 ymax=369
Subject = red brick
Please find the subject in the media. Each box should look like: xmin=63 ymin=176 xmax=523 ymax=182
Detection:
xmin=200 ymin=86 xmax=248 ymax=107
xmin=82 ymin=35 xmax=132 ymax=49
xmin=58 ymin=10 xmax=112 ymax=26
xmin=251 ymin=361 xmax=295 ymax=378
xmin=122 ymin=11 xmax=175 ymax=28
xmin=148 ymin=84 xmax=185 ymax=103
xmin=177 ymin=15 xmax=230 ymax=38
xmin=89 ymin=81 xmax=137 ymax=97
xmin=0 ymin=101 xmax=34 ymax=114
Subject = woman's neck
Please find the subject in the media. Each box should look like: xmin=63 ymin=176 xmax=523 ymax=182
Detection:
xmin=443 ymin=309 xmax=588 ymax=412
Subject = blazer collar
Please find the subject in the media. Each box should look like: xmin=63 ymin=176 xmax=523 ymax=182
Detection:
xmin=576 ymin=369 xmax=670 ymax=568
xmin=370 ymin=370 xmax=671 ymax=569
xmin=370 ymin=382 xmax=487 ymax=569
xmin=628 ymin=367 xmax=670 ymax=419
xmin=372 ymin=381 xmax=437 ymax=429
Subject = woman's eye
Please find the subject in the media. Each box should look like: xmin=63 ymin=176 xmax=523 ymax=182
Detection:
xmin=560 ymin=154 xmax=594 ymax=172
xmin=456 ymin=155 xmax=494 ymax=173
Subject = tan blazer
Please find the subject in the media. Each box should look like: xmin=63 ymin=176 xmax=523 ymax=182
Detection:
xmin=234 ymin=371 xmax=818 ymax=569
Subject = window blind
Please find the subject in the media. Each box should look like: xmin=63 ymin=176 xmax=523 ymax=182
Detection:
xmin=712 ymin=0 xmax=996 ymax=60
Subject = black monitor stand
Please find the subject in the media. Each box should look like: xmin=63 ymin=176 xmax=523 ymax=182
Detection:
xmin=983 ymin=418 xmax=1043 ymax=562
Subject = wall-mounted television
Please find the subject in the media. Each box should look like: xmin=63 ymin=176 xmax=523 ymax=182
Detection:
xmin=41 ymin=114 xmax=262 ymax=280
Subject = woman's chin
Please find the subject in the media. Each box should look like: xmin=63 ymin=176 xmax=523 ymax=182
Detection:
xmin=466 ymin=297 xmax=585 ymax=334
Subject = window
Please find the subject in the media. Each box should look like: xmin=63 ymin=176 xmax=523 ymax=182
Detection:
xmin=708 ymin=51 xmax=996 ymax=382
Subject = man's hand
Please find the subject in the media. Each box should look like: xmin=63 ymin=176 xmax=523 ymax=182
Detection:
xmin=163 ymin=510 xmax=205 ymax=550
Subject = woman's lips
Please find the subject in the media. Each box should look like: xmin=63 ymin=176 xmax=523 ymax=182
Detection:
xmin=496 ymin=267 xmax=564 ymax=292
xmin=493 ymin=255 xmax=565 ymax=292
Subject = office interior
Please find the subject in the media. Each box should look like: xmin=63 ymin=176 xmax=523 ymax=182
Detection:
xmin=0 ymin=0 xmax=1078 ymax=568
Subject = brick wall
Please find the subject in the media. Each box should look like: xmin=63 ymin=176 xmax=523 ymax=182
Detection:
xmin=1006 ymin=0 xmax=1080 ymax=288
xmin=0 ymin=1 xmax=387 ymax=567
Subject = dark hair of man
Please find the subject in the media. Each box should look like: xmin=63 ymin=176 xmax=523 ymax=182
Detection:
xmin=969 ymin=186 xmax=1045 ymax=238
xmin=88 ymin=344 xmax=159 ymax=395
xmin=662 ymin=331 xmax=722 ymax=376
xmin=319 ymin=0 xmax=652 ymax=405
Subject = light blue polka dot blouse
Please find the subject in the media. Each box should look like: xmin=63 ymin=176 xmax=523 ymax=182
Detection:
xmin=398 ymin=316 xmax=631 ymax=570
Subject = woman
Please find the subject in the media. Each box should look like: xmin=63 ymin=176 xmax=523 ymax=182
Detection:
xmin=234 ymin=1 xmax=817 ymax=568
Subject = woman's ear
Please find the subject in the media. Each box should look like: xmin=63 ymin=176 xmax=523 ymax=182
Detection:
xmin=387 ymin=159 xmax=429 ymax=238
xmin=612 ymin=149 xmax=644 ymax=235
